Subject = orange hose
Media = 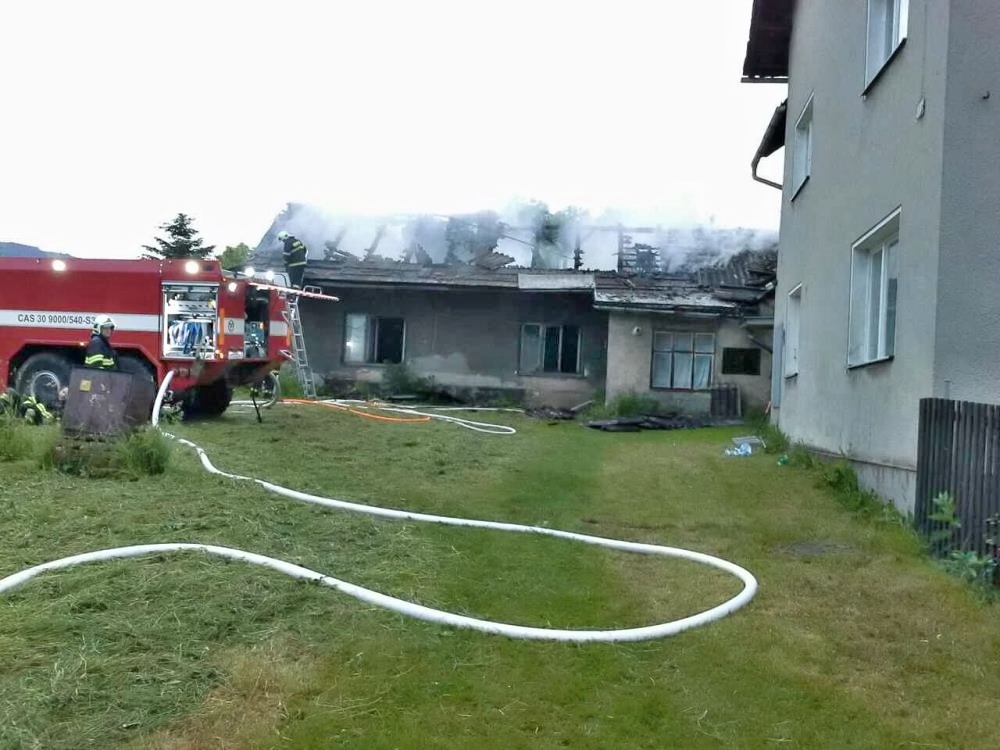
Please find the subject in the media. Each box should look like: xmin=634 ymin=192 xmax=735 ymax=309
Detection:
xmin=281 ymin=398 xmax=431 ymax=423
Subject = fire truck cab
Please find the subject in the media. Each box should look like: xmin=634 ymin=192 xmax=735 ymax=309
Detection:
xmin=0 ymin=256 xmax=292 ymax=417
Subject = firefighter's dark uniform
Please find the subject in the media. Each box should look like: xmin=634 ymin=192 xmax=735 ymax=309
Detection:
xmin=84 ymin=332 xmax=119 ymax=369
xmin=282 ymin=235 xmax=308 ymax=289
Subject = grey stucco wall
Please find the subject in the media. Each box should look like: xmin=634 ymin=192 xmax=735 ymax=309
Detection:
xmin=775 ymin=0 xmax=952 ymax=508
xmin=298 ymin=287 xmax=607 ymax=407
xmin=934 ymin=1 xmax=1000 ymax=403
xmin=604 ymin=311 xmax=772 ymax=415
xmin=773 ymin=0 xmax=949 ymax=510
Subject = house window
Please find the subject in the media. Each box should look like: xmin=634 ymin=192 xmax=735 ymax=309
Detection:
xmin=791 ymin=95 xmax=813 ymax=197
xmin=651 ymin=332 xmax=714 ymax=390
xmin=722 ymin=347 xmax=762 ymax=376
xmin=785 ymin=285 xmax=802 ymax=377
xmin=866 ymin=0 xmax=908 ymax=86
xmin=344 ymin=313 xmax=405 ymax=364
xmin=849 ymin=209 xmax=900 ymax=367
xmin=520 ymin=324 xmax=581 ymax=374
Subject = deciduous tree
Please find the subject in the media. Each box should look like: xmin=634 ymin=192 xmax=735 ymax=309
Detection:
xmin=217 ymin=242 xmax=252 ymax=271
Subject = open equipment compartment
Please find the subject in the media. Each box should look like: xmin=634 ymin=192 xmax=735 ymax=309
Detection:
xmin=162 ymin=282 xmax=220 ymax=359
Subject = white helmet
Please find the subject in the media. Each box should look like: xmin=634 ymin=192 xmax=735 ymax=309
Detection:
xmin=277 ymin=230 xmax=290 ymax=241
xmin=92 ymin=314 xmax=115 ymax=334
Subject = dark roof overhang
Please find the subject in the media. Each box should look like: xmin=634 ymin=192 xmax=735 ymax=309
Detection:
xmin=742 ymin=0 xmax=795 ymax=83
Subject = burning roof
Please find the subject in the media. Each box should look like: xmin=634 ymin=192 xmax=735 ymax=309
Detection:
xmin=250 ymin=203 xmax=778 ymax=277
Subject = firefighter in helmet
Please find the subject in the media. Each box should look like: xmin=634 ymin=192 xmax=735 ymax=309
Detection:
xmin=84 ymin=314 xmax=120 ymax=370
xmin=277 ymin=230 xmax=308 ymax=289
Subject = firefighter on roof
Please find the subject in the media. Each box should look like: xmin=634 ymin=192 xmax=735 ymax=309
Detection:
xmin=277 ymin=230 xmax=308 ymax=289
xmin=84 ymin=314 xmax=120 ymax=370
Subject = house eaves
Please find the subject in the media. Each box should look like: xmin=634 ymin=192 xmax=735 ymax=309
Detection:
xmin=713 ymin=286 xmax=772 ymax=303
xmin=593 ymin=289 xmax=737 ymax=317
xmin=306 ymin=262 xmax=607 ymax=293
xmin=742 ymin=0 xmax=795 ymax=83
xmin=518 ymin=272 xmax=595 ymax=291
xmin=305 ymin=261 xmax=519 ymax=290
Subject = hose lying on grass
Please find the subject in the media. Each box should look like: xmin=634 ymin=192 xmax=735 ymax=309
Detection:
xmin=229 ymin=375 xmax=516 ymax=434
xmin=309 ymin=399 xmax=518 ymax=435
xmin=0 ymin=372 xmax=759 ymax=642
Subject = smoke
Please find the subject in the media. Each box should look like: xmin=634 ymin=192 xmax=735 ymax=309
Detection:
xmin=250 ymin=202 xmax=778 ymax=273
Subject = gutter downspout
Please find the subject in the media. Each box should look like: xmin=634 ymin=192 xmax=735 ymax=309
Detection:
xmin=751 ymin=99 xmax=787 ymax=191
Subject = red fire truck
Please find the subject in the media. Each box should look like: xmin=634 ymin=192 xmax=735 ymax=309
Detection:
xmin=0 ymin=256 xmax=292 ymax=417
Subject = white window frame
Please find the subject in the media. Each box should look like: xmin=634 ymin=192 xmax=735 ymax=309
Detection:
xmin=866 ymin=0 xmax=909 ymax=87
xmin=784 ymin=285 xmax=802 ymax=377
xmin=650 ymin=331 xmax=715 ymax=390
xmin=519 ymin=323 xmax=582 ymax=375
xmin=343 ymin=313 xmax=406 ymax=365
xmin=848 ymin=209 xmax=900 ymax=368
xmin=791 ymin=95 xmax=813 ymax=198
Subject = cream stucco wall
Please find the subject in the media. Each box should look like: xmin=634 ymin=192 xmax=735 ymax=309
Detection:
xmin=604 ymin=311 xmax=772 ymax=415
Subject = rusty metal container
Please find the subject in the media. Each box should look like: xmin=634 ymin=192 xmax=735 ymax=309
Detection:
xmin=61 ymin=368 xmax=156 ymax=438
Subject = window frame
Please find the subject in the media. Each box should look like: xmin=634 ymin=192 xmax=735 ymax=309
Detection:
xmin=784 ymin=285 xmax=802 ymax=378
xmin=519 ymin=322 xmax=582 ymax=375
xmin=791 ymin=94 xmax=814 ymax=199
xmin=343 ymin=313 xmax=406 ymax=365
xmin=721 ymin=347 xmax=762 ymax=376
xmin=848 ymin=209 xmax=900 ymax=369
xmin=864 ymin=0 xmax=909 ymax=91
xmin=650 ymin=330 xmax=715 ymax=391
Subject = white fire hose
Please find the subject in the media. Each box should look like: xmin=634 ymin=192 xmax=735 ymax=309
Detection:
xmin=0 ymin=371 xmax=758 ymax=642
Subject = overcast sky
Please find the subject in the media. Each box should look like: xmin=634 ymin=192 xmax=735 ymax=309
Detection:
xmin=0 ymin=1 xmax=786 ymax=259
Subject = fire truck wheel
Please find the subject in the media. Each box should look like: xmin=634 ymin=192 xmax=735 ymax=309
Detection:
xmin=181 ymin=379 xmax=233 ymax=419
xmin=15 ymin=352 xmax=72 ymax=408
xmin=118 ymin=354 xmax=156 ymax=384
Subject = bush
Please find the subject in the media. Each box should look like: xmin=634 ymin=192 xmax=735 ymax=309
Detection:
xmin=817 ymin=459 xmax=903 ymax=522
xmin=787 ymin=443 xmax=818 ymax=469
xmin=609 ymin=391 xmax=661 ymax=417
xmin=755 ymin=421 xmax=790 ymax=455
xmin=41 ymin=427 xmax=171 ymax=478
xmin=115 ymin=427 xmax=171 ymax=476
xmin=277 ymin=364 xmax=305 ymax=399
xmin=821 ymin=460 xmax=859 ymax=494
xmin=927 ymin=493 xmax=1000 ymax=592
xmin=381 ymin=362 xmax=433 ymax=398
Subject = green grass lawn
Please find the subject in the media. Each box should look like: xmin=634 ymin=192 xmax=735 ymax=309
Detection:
xmin=1 ymin=404 xmax=998 ymax=749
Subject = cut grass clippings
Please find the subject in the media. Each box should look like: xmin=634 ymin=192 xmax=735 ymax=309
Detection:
xmin=0 ymin=403 xmax=997 ymax=748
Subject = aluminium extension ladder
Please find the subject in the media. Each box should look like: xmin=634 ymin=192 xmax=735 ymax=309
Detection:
xmin=281 ymin=287 xmax=321 ymax=399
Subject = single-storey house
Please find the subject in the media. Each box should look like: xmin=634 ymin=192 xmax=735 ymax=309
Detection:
xmin=290 ymin=252 xmax=775 ymax=413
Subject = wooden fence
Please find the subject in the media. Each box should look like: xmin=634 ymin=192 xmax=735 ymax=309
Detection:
xmin=915 ymin=397 xmax=1000 ymax=555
